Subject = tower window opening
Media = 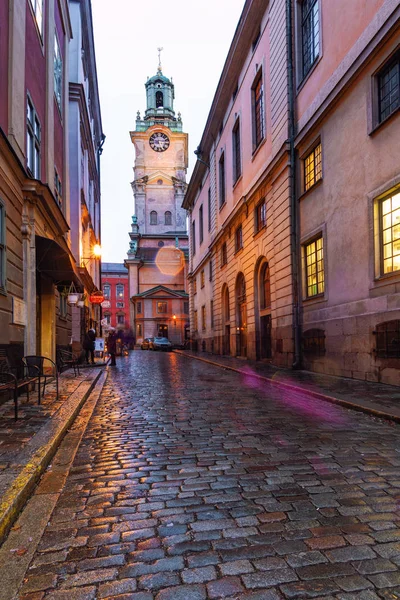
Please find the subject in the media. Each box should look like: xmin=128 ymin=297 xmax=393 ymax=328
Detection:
xmin=156 ymin=91 xmax=164 ymax=108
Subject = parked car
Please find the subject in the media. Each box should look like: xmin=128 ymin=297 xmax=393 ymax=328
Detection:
xmin=141 ymin=337 xmax=154 ymax=350
xmin=152 ymin=337 xmax=172 ymax=351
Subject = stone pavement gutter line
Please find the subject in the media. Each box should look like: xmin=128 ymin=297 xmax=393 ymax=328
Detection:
xmin=0 ymin=368 xmax=103 ymax=545
xmin=175 ymin=351 xmax=400 ymax=425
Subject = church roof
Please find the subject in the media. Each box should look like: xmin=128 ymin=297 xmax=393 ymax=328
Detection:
xmin=146 ymin=70 xmax=172 ymax=85
xmin=134 ymin=285 xmax=188 ymax=299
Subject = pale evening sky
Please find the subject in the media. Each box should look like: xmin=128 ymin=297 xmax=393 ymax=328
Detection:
xmin=92 ymin=0 xmax=245 ymax=263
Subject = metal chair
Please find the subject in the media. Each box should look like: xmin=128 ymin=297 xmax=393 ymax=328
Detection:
xmin=23 ymin=356 xmax=59 ymax=401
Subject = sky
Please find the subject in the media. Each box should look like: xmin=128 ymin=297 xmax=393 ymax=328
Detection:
xmin=91 ymin=0 xmax=245 ymax=263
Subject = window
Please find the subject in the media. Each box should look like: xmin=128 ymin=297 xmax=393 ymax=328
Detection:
xmin=103 ymin=284 xmax=111 ymax=299
xmin=117 ymin=315 xmax=125 ymax=325
xmin=193 ymin=277 xmax=197 ymax=294
xmin=235 ymin=225 xmax=243 ymax=252
xmin=209 ymin=259 xmax=213 ymax=282
xmin=54 ymin=35 xmax=63 ymax=112
xmin=137 ymin=324 xmax=142 ymax=337
xmin=305 ymin=236 xmax=324 ymax=297
xmin=27 ymin=97 xmax=41 ymax=178
xmin=28 ymin=0 xmax=43 ymax=36
xmin=116 ymin=284 xmax=124 ymax=298
xmin=232 ymin=118 xmax=241 ymax=184
xmin=165 ymin=211 xmax=172 ymax=225
xmin=201 ymin=305 xmax=206 ymax=330
xmin=375 ymin=320 xmax=400 ymax=358
xmin=200 ymin=270 xmax=205 ymax=288
xmin=184 ymin=301 xmax=189 ymax=314
xmin=104 ymin=313 xmax=111 ymax=325
xmin=199 ymin=205 xmax=204 ymax=244
xmin=301 ymin=0 xmax=320 ymax=78
xmin=192 ymin=220 xmax=196 ymax=255
xmin=59 ymin=293 xmax=67 ymax=318
xmin=303 ymin=329 xmax=326 ymax=356
xmin=221 ymin=242 xmax=227 ymax=266
xmin=378 ymin=55 xmax=400 ymax=123
xmin=156 ymin=91 xmax=164 ymax=107
xmin=261 ymin=263 xmax=271 ymax=309
xmin=194 ymin=310 xmax=198 ymax=331
xmin=252 ymin=71 xmax=265 ymax=151
xmin=54 ymin=169 xmax=62 ymax=207
xmin=255 ymin=200 xmax=266 ymax=232
xmin=252 ymin=29 xmax=261 ymax=52
xmin=137 ymin=301 xmax=142 ymax=314
xmin=380 ymin=191 xmax=400 ymax=274
xmin=210 ymin=300 xmax=214 ymax=329
xmin=219 ymin=152 xmax=226 ymax=208
xmin=208 ymin=188 xmax=212 ymax=231
xmin=304 ymin=143 xmax=322 ymax=191
xmin=150 ymin=210 xmax=157 ymax=225
xmin=116 ymin=302 xmax=124 ymax=308
xmin=157 ymin=302 xmax=167 ymax=313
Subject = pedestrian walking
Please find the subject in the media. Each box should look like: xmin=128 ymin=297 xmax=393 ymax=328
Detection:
xmin=82 ymin=327 xmax=96 ymax=364
xmin=107 ymin=327 xmax=118 ymax=366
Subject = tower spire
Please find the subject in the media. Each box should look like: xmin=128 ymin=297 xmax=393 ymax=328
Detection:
xmin=157 ymin=47 xmax=163 ymax=73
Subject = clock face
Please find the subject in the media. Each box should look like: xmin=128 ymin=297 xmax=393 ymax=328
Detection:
xmin=149 ymin=132 xmax=170 ymax=152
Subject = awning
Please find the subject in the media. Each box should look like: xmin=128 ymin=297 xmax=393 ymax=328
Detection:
xmin=35 ymin=235 xmax=83 ymax=289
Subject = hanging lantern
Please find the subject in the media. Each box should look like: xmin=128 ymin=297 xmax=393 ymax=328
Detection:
xmin=67 ymin=282 xmax=80 ymax=306
xmin=76 ymin=294 xmax=86 ymax=308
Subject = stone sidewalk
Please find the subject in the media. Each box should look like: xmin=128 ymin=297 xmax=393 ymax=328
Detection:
xmin=175 ymin=351 xmax=400 ymax=422
xmin=0 ymin=365 xmax=106 ymax=543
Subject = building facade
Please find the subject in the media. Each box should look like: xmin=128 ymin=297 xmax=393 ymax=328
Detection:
xmin=125 ymin=62 xmax=189 ymax=347
xmin=101 ymin=263 xmax=130 ymax=329
xmin=184 ymin=0 xmax=400 ymax=385
xmin=184 ymin=0 xmax=295 ymax=366
xmin=0 ymin=0 xmax=103 ymax=365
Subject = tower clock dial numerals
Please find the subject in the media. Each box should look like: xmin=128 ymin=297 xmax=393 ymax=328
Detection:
xmin=149 ymin=132 xmax=170 ymax=152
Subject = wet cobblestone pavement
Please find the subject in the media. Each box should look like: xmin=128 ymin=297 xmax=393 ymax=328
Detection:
xmin=17 ymin=352 xmax=400 ymax=599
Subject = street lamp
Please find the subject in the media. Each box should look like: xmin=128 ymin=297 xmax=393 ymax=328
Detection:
xmin=81 ymin=243 xmax=102 ymax=267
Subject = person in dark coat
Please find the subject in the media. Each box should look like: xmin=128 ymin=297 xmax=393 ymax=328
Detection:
xmin=83 ymin=328 xmax=96 ymax=364
xmin=107 ymin=328 xmax=118 ymax=366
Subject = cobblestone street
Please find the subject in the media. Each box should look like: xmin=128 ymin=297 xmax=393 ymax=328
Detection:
xmin=11 ymin=352 xmax=400 ymax=599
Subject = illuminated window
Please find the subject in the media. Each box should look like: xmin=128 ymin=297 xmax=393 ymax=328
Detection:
xmin=221 ymin=242 xmax=227 ymax=266
xmin=157 ymin=302 xmax=167 ymax=313
xmin=54 ymin=35 xmax=63 ymax=112
xmin=29 ymin=0 xmax=43 ymax=36
xmin=27 ymin=97 xmax=41 ymax=178
xmin=232 ymin=118 xmax=241 ymax=183
xmin=116 ymin=284 xmax=124 ymax=298
xmin=252 ymin=71 xmax=265 ymax=150
xmin=201 ymin=305 xmax=206 ymax=330
xmin=137 ymin=323 xmax=142 ymax=337
xmin=150 ymin=210 xmax=157 ymax=225
xmin=381 ymin=192 xmax=400 ymax=274
xmin=200 ymin=269 xmax=205 ymax=288
xmin=103 ymin=284 xmax=111 ymax=299
xmin=302 ymin=0 xmax=320 ymax=78
xmin=235 ymin=225 xmax=243 ymax=252
xmin=378 ymin=56 xmax=400 ymax=123
xmin=304 ymin=143 xmax=322 ymax=191
xmin=305 ymin=236 xmax=324 ymax=297
xmin=255 ymin=200 xmax=266 ymax=232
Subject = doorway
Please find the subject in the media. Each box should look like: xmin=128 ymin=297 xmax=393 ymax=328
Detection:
xmin=158 ymin=324 xmax=168 ymax=337
xmin=260 ymin=314 xmax=272 ymax=359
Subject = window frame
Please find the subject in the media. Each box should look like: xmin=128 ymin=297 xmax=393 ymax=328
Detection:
xmin=137 ymin=301 xmax=142 ymax=314
xmin=54 ymin=32 xmax=63 ymax=114
xmin=164 ymin=210 xmax=172 ymax=226
xmin=103 ymin=284 xmax=111 ymax=299
xmin=301 ymin=0 xmax=320 ymax=80
xmin=235 ymin=225 xmax=243 ymax=253
xmin=303 ymin=141 xmax=322 ymax=193
xmin=150 ymin=210 xmax=157 ymax=225
xmin=232 ymin=117 xmax=241 ymax=184
xmin=200 ymin=269 xmax=205 ymax=288
xmin=157 ymin=301 xmax=167 ymax=314
xmin=375 ymin=51 xmax=400 ymax=127
xmin=255 ymin=199 xmax=266 ymax=233
xmin=208 ymin=188 xmax=212 ymax=232
xmin=201 ymin=305 xmax=206 ymax=331
xmin=251 ymin=68 xmax=265 ymax=152
xmin=379 ymin=189 xmax=400 ymax=276
xmin=28 ymin=0 xmax=44 ymax=38
xmin=199 ymin=204 xmax=204 ymax=244
xmin=221 ymin=242 xmax=227 ymax=267
xmin=303 ymin=234 xmax=325 ymax=299
xmin=116 ymin=283 xmax=124 ymax=299
xmin=219 ymin=151 xmax=226 ymax=208
xmin=192 ymin=220 xmax=196 ymax=255
xmin=26 ymin=96 xmax=41 ymax=179
xmin=209 ymin=259 xmax=213 ymax=282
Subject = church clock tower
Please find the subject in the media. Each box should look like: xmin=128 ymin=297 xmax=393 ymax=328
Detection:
xmin=125 ymin=55 xmax=189 ymax=347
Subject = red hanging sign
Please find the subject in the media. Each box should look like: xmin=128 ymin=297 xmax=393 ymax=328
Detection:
xmin=89 ymin=291 xmax=105 ymax=304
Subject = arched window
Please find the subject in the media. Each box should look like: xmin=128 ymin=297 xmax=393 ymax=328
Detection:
xmin=261 ymin=263 xmax=271 ymax=309
xmin=150 ymin=210 xmax=157 ymax=225
xmin=165 ymin=211 xmax=172 ymax=225
xmin=156 ymin=91 xmax=164 ymax=107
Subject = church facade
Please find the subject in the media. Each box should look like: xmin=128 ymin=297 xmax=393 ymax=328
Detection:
xmin=125 ymin=63 xmax=189 ymax=347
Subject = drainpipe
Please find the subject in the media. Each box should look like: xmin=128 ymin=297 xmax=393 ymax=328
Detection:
xmin=286 ymin=0 xmax=302 ymax=369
